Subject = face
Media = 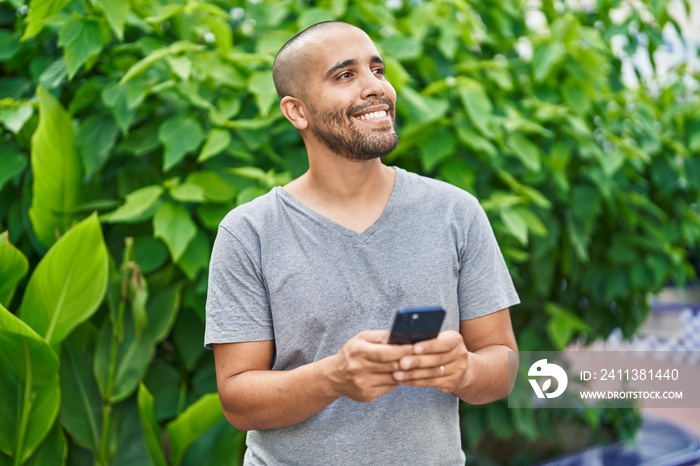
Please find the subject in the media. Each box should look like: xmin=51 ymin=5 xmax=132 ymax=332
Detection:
xmin=302 ymin=27 xmax=398 ymax=161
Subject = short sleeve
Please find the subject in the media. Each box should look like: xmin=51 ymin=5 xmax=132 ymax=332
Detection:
xmin=204 ymin=225 xmax=273 ymax=348
xmin=458 ymin=204 xmax=520 ymax=320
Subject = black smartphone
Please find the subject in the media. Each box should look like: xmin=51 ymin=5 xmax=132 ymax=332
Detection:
xmin=388 ymin=306 xmax=446 ymax=344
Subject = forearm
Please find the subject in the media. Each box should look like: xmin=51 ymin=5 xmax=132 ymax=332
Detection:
xmin=453 ymin=345 xmax=517 ymax=404
xmin=219 ymin=355 xmax=339 ymax=431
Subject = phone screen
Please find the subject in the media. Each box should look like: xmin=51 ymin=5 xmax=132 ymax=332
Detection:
xmin=388 ymin=306 xmax=446 ymax=344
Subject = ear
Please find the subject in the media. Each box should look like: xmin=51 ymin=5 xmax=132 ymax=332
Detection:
xmin=280 ymin=96 xmax=309 ymax=130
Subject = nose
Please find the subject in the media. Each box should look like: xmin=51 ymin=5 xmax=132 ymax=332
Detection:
xmin=360 ymin=69 xmax=386 ymax=100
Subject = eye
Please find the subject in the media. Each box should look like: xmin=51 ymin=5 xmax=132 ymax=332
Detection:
xmin=373 ymin=67 xmax=385 ymax=75
xmin=337 ymin=71 xmax=354 ymax=80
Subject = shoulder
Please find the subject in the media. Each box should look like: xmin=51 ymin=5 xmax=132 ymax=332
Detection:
xmin=217 ymin=188 xmax=281 ymax=240
xmin=397 ymin=168 xmax=482 ymax=218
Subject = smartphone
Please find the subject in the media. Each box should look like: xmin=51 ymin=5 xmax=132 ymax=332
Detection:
xmin=388 ymin=306 xmax=446 ymax=344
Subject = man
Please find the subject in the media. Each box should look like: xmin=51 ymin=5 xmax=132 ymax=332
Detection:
xmin=205 ymin=21 xmax=519 ymax=465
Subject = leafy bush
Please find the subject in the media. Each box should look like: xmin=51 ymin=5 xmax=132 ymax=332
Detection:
xmin=0 ymin=0 xmax=698 ymax=465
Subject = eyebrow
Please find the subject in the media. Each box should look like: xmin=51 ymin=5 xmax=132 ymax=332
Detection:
xmin=325 ymin=55 xmax=385 ymax=78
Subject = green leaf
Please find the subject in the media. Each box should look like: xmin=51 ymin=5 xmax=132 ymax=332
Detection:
xmin=500 ymin=208 xmax=529 ymax=245
xmin=19 ymin=213 xmax=109 ymax=347
xmin=0 ymin=30 xmax=20 ymax=60
xmin=29 ymin=86 xmax=83 ymax=247
xmin=133 ymin=236 xmax=168 ymax=274
xmin=248 ymin=71 xmax=276 ymax=117
xmin=166 ymin=393 xmax=225 ymax=466
xmin=198 ymin=129 xmax=231 ymax=162
xmin=102 ymin=186 xmax=164 ymax=223
xmin=59 ymin=323 xmax=101 ymax=452
xmin=172 ymin=308 xmax=206 ymax=372
xmin=0 ymin=231 xmax=29 ymax=308
xmin=166 ymin=55 xmax=192 ymax=80
xmin=20 ymin=0 xmax=70 ymax=41
xmin=137 ymin=384 xmax=168 ymax=466
xmin=515 ymin=208 xmax=548 ymax=237
xmin=58 ymin=16 xmax=105 ymax=79
xmin=458 ymin=77 xmax=493 ymax=137
xmin=545 ymin=303 xmax=590 ymax=350
xmin=23 ymin=421 xmax=66 ymax=466
xmin=119 ymin=41 xmax=204 ymax=84
xmin=178 ymin=230 xmax=210 ymax=281
xmin=153 ymin=203 xmax=197 ymax=262
xmin=170 ymin=182 xmax=207 ymax=203
xmin=562 ymin=77 xmax=591 ymax=115
xmin=76 ymin=114 xmax=119 ymax=178
xmin=92 ymin=0 xmax=130 ymax=40
xmin=95 ymin=284 xmax=181 ymax=402
xmin=0 ymin=102 xmax=33 ymax=134
xmin=419 ymin=129 xmax=456 ymax=172
xmin=506 ymin=133 xmax=542 ymax=172
xmin=532 ymin=42 xmax=566 ymax=83
xmin=158 ymin=115 xmax=205 ymax=171
xmin=0 ymin=304 xmax=60 ymax=463
xmin=38 ymin=58 xmax=68 ymax=91
xmin=144 ymin=363 xmax=182 ymax=421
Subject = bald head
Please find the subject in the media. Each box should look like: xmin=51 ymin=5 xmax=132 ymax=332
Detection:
xmin=272 ymin=21 xmax=362 ymax=99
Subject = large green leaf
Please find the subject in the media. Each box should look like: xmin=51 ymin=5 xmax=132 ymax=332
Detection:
xmin=137 ymin=384 xmax=168 ymax=466
xmin=24 ymin=421 xmax=66 ymax=466
xmin=0 ymin=304 xmax=60 ymax=463
xmin=248 ymin=71 xmax=276 ymax=117
xmin=76 ymin=114 xmax=119 ymax=178
xmin=0 ymin=231 xmax=29 ymax=308
xmin=198 ymin=128 xmax=231 ymax=162
xmin=94 ymin=284 xmax=181 ymax=402
xmin=20 ymin=0 xmax=70 ymax=41
xmin=158 ymin=115 xmax=205 ymax=171
xmin=458 ymin=77 xmax=493 ymax=138
xmin=59 ymin=323 xmax=101 ymax=453
xmin=0 ymin=149 xmax=27 ymax=191
xmin=153 ymin=203 xmax=197 ymax=262
xmin=506 ymin=133 xmax=542 ymax=173
xmin=19 ymin=213 xmax=108 ymax=347
xmin=166 ymin=393 xmax=225 ymax=466
xmin=58 ymin=16 xmax=105 ymax=79
xmin=101 ymin=185 xmax=164 ymax=223
xmin=29 ymin=86 xmax=83 ymax=247
xmin=92 ymin=0 xmax=130 ymax=40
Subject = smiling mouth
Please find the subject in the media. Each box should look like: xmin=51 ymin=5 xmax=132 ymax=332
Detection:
xmin=356 ymin=110 xmax=388 ymax=121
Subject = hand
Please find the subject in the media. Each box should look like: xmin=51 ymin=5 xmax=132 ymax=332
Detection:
xmin=329 ymin=330 xmax=414 ymax=402
xmin=392 ymin=330 xmax=469 ymax=393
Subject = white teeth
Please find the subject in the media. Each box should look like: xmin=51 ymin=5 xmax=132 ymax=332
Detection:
xmin=358 ymin=110 xmax=387 ymax=120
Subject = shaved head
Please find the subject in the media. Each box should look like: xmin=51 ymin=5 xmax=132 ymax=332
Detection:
xmin=272 ymin=21 xmax=361 ymax=99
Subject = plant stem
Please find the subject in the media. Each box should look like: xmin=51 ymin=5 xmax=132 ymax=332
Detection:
xmin=96 ymin=238 xmax=134 ymax=466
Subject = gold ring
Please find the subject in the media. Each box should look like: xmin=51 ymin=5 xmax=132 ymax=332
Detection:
xmin=439 ymin=365 xmax=445 ymax=377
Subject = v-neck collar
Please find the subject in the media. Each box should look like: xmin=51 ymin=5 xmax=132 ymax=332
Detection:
xmin=275 ymin=167 xmax=404 ymax=243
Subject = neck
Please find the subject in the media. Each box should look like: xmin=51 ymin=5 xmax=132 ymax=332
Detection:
xmin=305 ymin=156 xmax=392 ymax=203
xmin=282 ymin=150 xmax=397 ymax=233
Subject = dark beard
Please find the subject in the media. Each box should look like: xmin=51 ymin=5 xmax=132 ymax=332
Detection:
xmin=309 ymin=100 xmax=399 ymax=161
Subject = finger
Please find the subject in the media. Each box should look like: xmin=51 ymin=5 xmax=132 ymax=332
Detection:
xmin=398 ymin=353 xmax=449 ymax=371
xmin=393 ymin=364 xmax=448 ymax=382
xmin=358 ymin=359 xmax=402 ymax=374
xmin=413 ymin=330 xmax=462 ymax=355
xmin=358 ymin=342 xmax=414 ymax=363
xmin=357 ymin=330 xmax=391 ymax=344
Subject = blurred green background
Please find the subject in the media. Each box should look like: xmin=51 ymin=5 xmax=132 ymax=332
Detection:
xmin=1 ymin=0 xmax=698 ymax=465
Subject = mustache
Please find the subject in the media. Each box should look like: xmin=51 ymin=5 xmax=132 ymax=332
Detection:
xmin=346 ymin=98 xmax=395 ymax=117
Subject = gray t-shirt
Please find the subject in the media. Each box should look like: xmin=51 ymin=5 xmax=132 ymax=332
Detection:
xmin=205 ymin=167 xmax=519 ymax=465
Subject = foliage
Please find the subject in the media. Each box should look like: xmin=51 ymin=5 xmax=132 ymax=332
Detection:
xmin=0 ymin=0 xmax=698 ymax=465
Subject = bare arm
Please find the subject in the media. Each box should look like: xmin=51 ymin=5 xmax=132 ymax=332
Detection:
xmin=214 ymin=330 xmax=414 ymax=431
xmin=393 ymin=308 xmax=518 ymax=404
